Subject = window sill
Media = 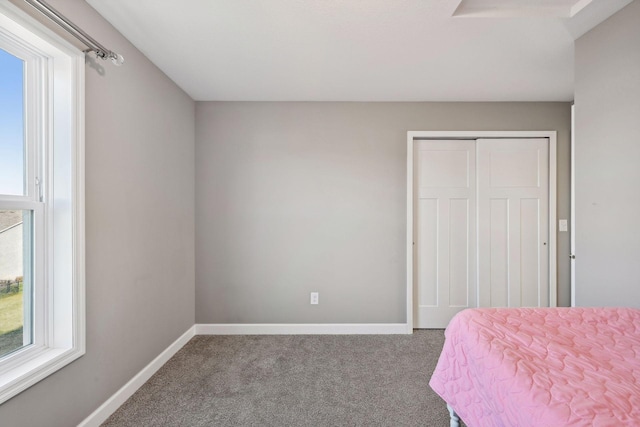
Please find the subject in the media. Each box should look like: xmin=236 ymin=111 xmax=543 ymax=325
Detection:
xmin=0 ymin=345 xmax=84 ymax=403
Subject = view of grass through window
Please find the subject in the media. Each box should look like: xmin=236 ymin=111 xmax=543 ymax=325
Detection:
xmin=0 ymin=210 xmax=27 ymax=357
xmin=1 ymin=47 xmax=29 ymax=358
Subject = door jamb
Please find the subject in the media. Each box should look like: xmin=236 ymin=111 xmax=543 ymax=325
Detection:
xmin=570 ymin=106 xmax=576 ymax=307
xmin=406 ymin=131 xmax=558 ymax=333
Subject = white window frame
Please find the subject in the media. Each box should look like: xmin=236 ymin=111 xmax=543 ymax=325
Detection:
xmin=0 ymin=0 xmax=84 ymax=404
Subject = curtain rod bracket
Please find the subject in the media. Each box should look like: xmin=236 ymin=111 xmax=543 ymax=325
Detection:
xmin=93 ymin=49 xmax=125 ymax=66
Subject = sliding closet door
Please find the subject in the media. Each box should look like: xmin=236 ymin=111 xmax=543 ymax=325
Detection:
xmin=414 ymin=141 xmax=476 ymax=328
xmin=477 ymin=138 xmax=549 ymax=308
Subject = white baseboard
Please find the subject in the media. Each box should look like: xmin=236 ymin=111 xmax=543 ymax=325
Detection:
xmin=77 ymin=326 xmax=196 ymax=427
xmin=195 ymin=323 xmax=411 ymax=335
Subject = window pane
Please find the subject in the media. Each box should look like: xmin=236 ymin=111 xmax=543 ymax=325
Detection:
xmin=0 ymin=210 xmax=32 ymax=358
xmin=0 ymin=48 xmax=25 ymax=196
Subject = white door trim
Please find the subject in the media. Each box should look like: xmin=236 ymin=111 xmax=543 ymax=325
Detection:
xmin=570 ymin=105 xmax=576 ymax=307
xmin=406 ymin=131 xmax=558 ymax=331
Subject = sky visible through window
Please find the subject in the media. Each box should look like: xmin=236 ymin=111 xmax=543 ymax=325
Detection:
xmin=0 ymin=48 xmax=24 ymax=196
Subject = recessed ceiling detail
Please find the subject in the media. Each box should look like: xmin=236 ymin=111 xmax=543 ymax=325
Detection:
xmin=86 ymin=0 xmax=632 ymax=102
xmin=453 ymin=0 xmax=594 ymax=18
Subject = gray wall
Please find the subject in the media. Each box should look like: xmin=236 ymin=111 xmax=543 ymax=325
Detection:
xmin=0 ymin=0 xmax=195 ymax=425
xmin=574 ymin=1 xmax=640 ymax=307
xmin=195 ymin=102 xmax=572 ymax=324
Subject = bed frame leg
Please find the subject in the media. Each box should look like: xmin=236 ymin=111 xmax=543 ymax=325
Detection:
xmin=447 ymin=404 xmax=461 ymax=427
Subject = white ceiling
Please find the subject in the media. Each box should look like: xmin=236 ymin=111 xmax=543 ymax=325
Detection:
xmin=86 ymin=0 xmax=632 ymax=101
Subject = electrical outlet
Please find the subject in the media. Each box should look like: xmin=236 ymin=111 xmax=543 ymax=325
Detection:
xmin=310 ymin=292 xmax=319 ymax=305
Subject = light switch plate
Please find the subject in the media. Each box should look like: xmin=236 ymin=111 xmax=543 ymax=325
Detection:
xmin=559 ymin=219 xmax=568 ymax=232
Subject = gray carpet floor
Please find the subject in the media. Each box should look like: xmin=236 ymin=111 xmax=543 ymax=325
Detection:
xmin=102 ymin=330 xmax=458 ymax=427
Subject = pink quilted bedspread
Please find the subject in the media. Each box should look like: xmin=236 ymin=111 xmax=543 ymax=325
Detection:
xmin=429 ymin=308 xmax=640 ymax=426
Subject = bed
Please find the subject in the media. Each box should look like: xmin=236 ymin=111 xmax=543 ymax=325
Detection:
xmin=429 ymin=307 xmax=640 ymax=426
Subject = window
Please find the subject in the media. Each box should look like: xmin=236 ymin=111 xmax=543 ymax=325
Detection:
xmin=0 ymin=47 xmax=31 ymax=358
xmin=0 ymin=2 xmax=84 ymax=404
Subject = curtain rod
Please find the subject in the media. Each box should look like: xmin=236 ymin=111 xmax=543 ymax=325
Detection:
xmin=23 ymin=0 xmax=124 ymax=65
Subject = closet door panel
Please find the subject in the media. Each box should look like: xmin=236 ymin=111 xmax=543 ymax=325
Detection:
xmin=414 ymin=140 xmax=476 ymax=328
xmin=477 ymin=138 xmax=549 ymax=308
